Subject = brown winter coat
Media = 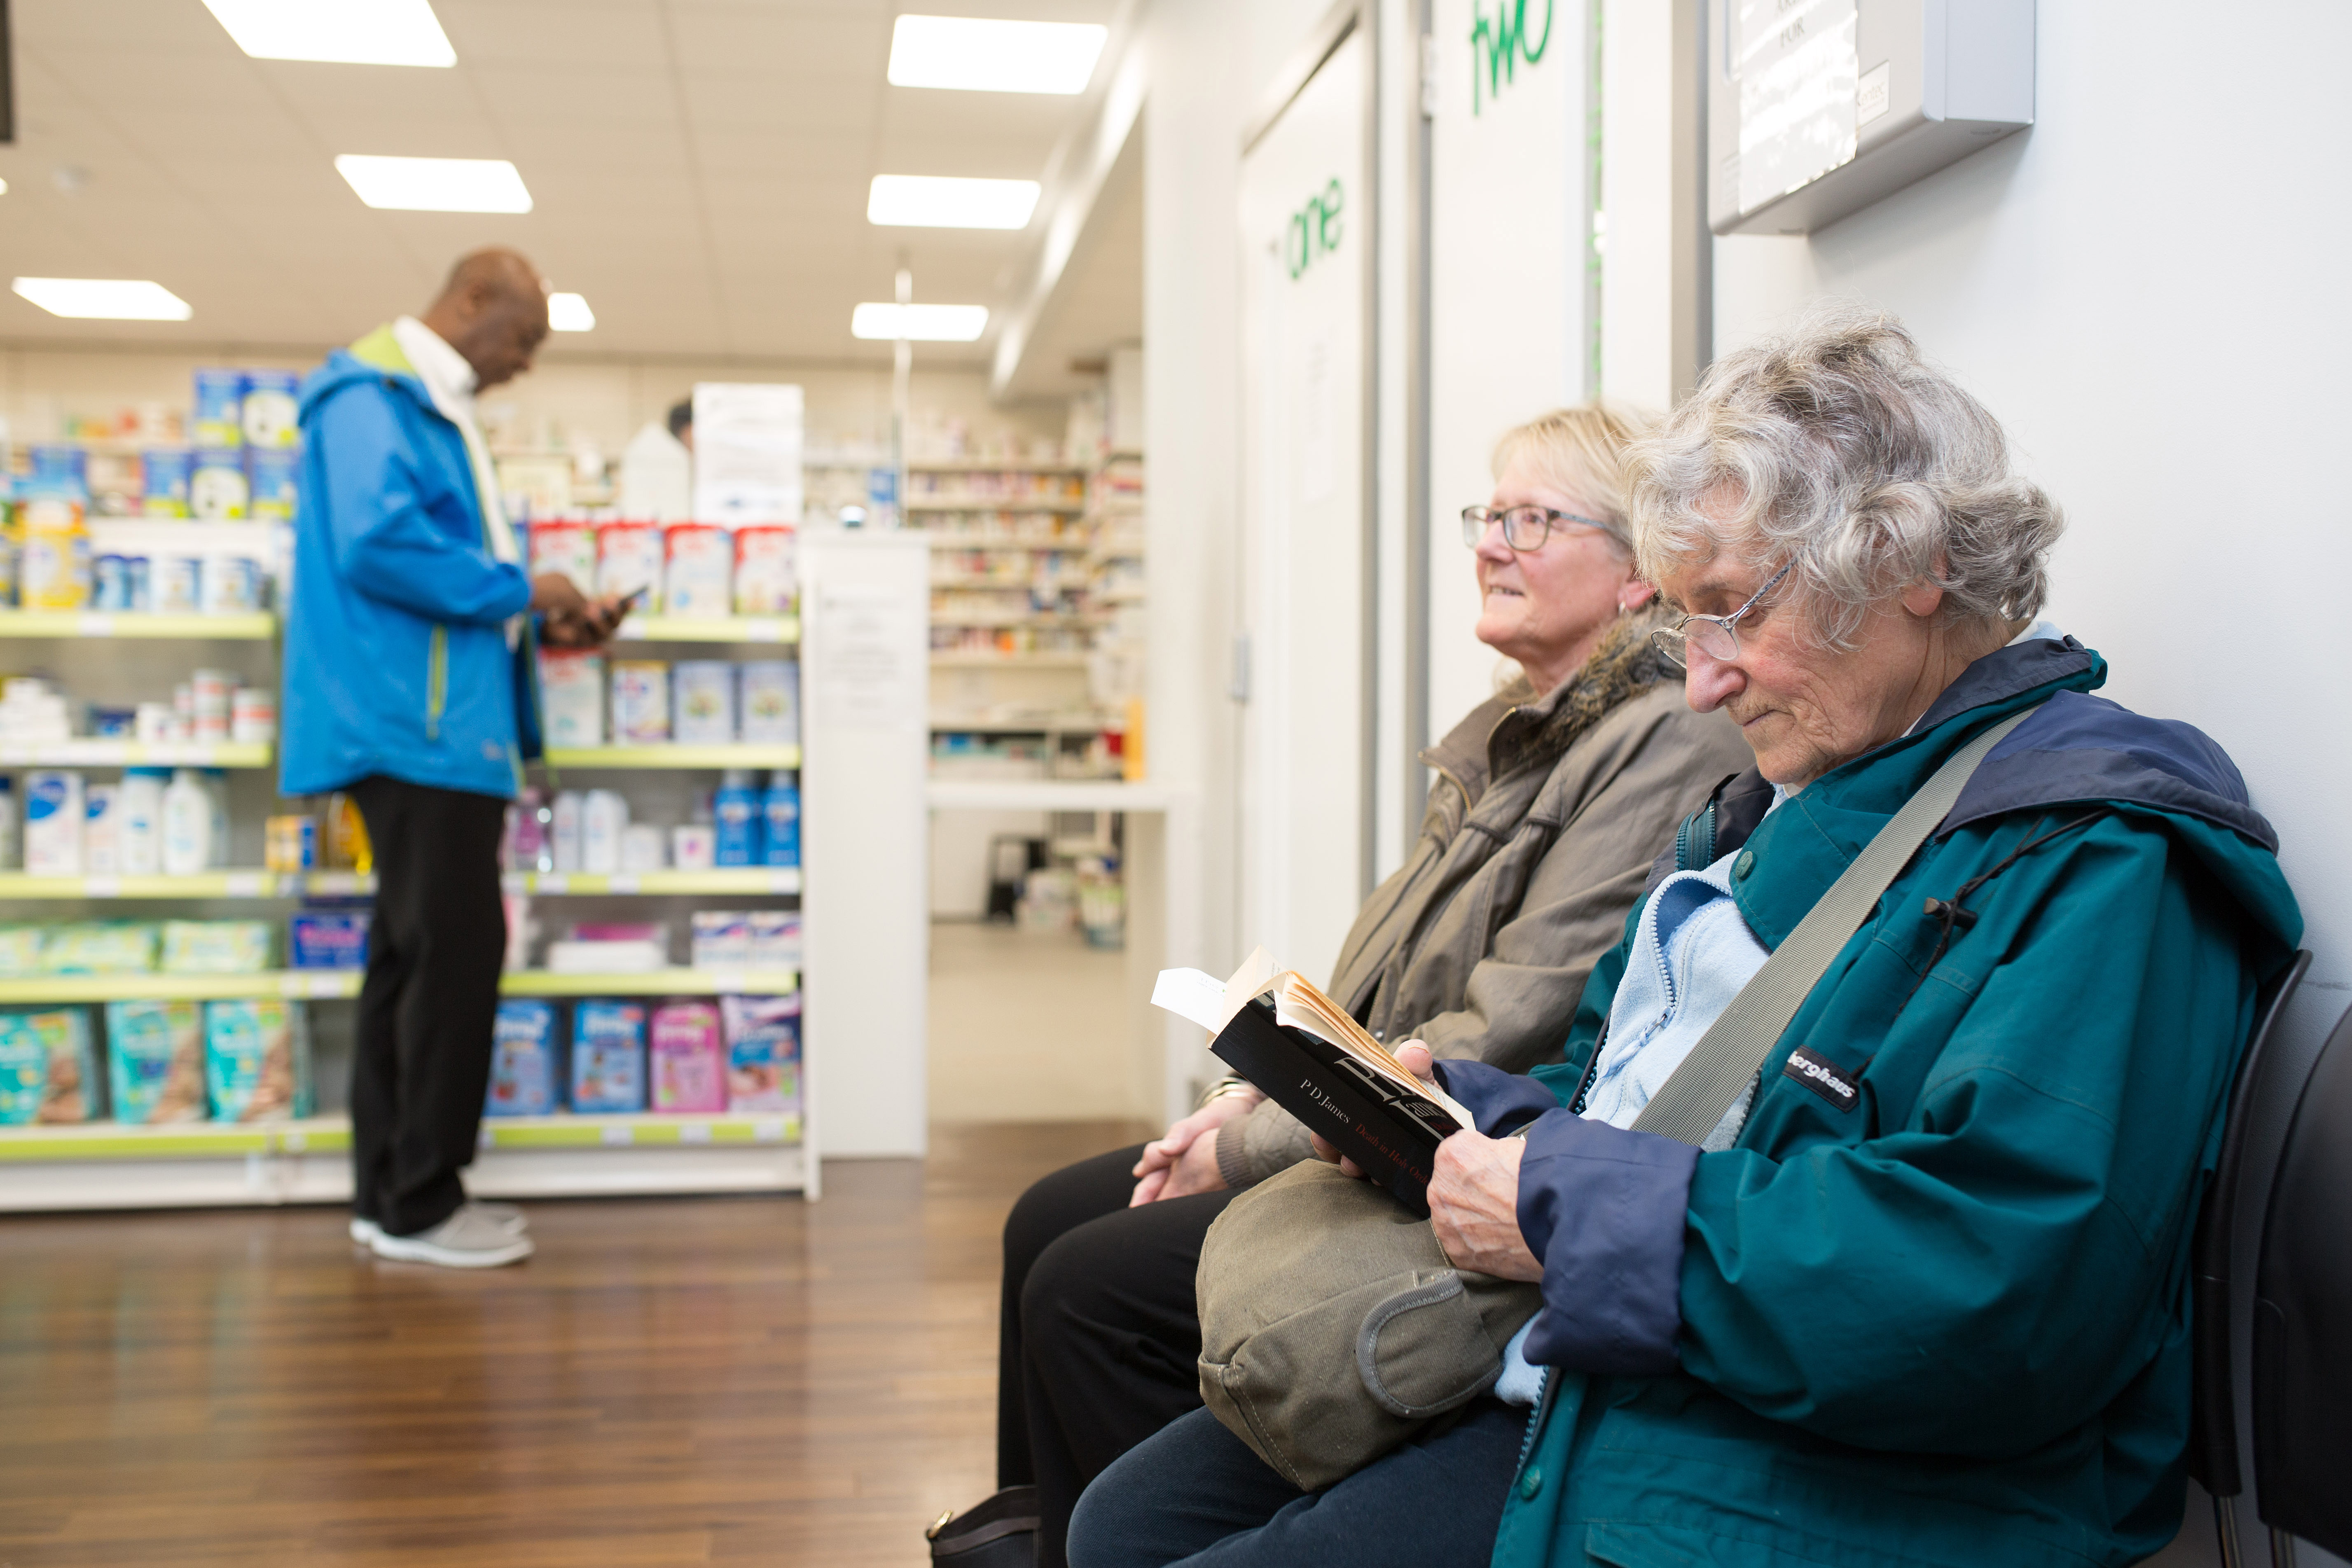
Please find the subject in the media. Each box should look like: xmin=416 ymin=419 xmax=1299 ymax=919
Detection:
xmin=1214 ymin=607 xmax=1751 ymax=1187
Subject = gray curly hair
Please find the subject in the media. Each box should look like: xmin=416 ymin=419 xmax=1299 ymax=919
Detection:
xmin=1626 ymin=305 xmax=2063 ymax=650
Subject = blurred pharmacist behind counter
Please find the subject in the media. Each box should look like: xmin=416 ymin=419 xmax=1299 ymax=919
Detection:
xmin=282 ymin=246 xmax=626 ymax=1271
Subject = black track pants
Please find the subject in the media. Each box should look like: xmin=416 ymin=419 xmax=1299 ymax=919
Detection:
xmin=346 ymin=775 xmax=509 ymax=1238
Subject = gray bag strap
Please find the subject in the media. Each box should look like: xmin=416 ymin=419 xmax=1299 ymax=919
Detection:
xmin=1630 ymin=705 xmax=2041 ymax=1147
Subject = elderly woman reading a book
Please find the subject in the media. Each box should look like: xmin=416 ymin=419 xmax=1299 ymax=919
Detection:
xmin=941 ymin=407 xmax=1751 ymax=1568
xmin=1065 ymin=309 xmax=2302 ymax=1568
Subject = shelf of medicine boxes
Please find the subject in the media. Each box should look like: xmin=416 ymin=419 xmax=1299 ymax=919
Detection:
xmin=542 ymin=744 xmax=800 ymax=770
xmin=0 ymin=611 xmax=277 ymax=639
xmin=0 ymin=741 xmax=271 ymax=767
xmin=0 ymin=1110 xmax=809 ymax=1210
xmin=0 ymin=867 xmax=798 ymax=899
xmin=0 ymin=967 xmax=797 ymax=1004
xmin=610 ymin=614 xmax=798 ymax=644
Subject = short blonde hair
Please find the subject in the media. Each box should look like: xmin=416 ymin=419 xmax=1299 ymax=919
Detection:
xmin=1490 ymin=404 xmax=1658 ymax=550
xmin=1627 ymin=305 xmax=2062 ymax=648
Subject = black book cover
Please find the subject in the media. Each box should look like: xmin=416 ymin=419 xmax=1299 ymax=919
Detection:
xmin=1210 ymin=998 xmax=1462 ymax=1217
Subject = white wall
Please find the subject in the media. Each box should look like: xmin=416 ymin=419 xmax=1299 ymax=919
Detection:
xmin=1143 ymin=0 xmax=1419 ymax=991
xmin=1710 ymin=0 xmax=2352 ymax=1008
xmin=1711 ymin=13 xmax=2352 ymax=1561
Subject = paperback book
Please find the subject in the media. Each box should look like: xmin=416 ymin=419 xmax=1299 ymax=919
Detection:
xmin=1153 ymin=948 xmax=1471 ymax=1215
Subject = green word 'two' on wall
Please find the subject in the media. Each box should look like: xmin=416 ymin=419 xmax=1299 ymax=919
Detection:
xmin=1471 ymin=0 xmax=1552 ymax=116
xmin=1286 ymin=178 xmax=1345 ymax=281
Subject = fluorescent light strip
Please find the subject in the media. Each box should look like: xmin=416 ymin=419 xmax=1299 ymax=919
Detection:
xmin=851 ymin=303 xmax=989 ymax=342
xmin=868 ymin=175 xmax=1040 ymax=230
xmin=12 ymin=278 xmax=193 ymax=321
xmin=336 ymin=155 xmax=533 ymax=213
xmin=887 ymin=15 xmax=1107 ymax=95
xmin=547 ymin=292 xmax=595 ymax=332
xmin=202 ymin=0 xmax=456 ymax=67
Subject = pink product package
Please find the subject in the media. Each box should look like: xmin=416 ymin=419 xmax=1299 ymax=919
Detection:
xmin=650 ymin=999 xmax=725 ymax=1112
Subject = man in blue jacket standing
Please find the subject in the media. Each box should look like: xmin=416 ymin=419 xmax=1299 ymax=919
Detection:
xmin=285 ymin=248 xmax=619 ymax=1268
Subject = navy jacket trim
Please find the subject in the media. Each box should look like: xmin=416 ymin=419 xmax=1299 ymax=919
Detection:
xmin=1436 ymin=1059 xmax=1562 ymax=1136
xmin=1941 ymin=688 xmax=2277 ymax=851
xmin=1513 ymin=1108 xmax=1697 ymax=1375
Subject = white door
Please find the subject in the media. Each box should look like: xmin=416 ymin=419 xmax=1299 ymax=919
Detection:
xmin=1238 ymin=25 xmax=1372 ymax=986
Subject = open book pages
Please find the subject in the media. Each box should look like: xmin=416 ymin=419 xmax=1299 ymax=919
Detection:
xmin=1152 ymin=946 xmax=1476 ymax=1132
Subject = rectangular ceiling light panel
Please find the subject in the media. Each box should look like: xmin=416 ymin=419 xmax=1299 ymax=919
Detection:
xmin=887 ymin=16 xmax=1107 ymax=94
xmin=337 ymin=155 xmax=533 ymax=213
xmin=12 ymin=278 xmax=194 ymax=321
xmin=851 ymin=303 xmax=990 ymax=342
xmin=203 ymin=0 xmax=457 ymax=67
xmin=868 ymin=175 xmax=1041 ymax=230
xmin=547 ymin=292 xmax=595 ymax=332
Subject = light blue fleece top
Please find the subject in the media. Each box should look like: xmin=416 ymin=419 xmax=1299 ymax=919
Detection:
xmin=1495 ymin=846 xmax=1769 ymax=1402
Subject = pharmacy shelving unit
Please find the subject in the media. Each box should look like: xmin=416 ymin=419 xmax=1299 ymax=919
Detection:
xmin=0 ymin=606 xmax=816 ymax=1210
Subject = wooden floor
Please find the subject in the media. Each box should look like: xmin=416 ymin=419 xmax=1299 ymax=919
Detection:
xmin=0 ymin=1122 xmax=1149 ymax=1567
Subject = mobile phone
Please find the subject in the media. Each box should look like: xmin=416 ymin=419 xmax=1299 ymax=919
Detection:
xmin=610 ymin=584 xmax=650 ymax=616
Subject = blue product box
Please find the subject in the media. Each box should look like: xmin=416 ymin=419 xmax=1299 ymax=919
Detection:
xmin=247 ymin=448 xmax=299 ymax=521
xmin=570 ymin=999 xmax=648 ymax=1113
xmin=190 ymin=447 xmax=248 ymax=521
xmin=485 ymin=998 xmax=561 ymax=1117
xmin=142 ymin=447 xmax=194 ymax=517
xmin=193 ymin=369 xmax=246 ymax=448
xmin=289 ymin=908 xmax=371 ymax=969
xmin=28 ymin=444 xmax=89 ymax=498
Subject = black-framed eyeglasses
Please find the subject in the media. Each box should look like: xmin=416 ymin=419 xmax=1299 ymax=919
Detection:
xmin=1651 ymin=560 xmax=1794 ymax=670
xmin=1461 ymin=504 xmax=1618 ymax=553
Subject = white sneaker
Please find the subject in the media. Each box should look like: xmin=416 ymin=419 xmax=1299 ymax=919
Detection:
xmin=466 ymin=1200 xmax=528 ymax=1234
xmin=369 ymin=1206 xmax=535 ymax=1268
xmin=350 ymin=1215 xmax=383 ymax=1245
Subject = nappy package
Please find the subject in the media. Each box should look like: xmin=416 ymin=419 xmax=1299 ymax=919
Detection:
xmin=203 ymin=998 xmax=311 ymax=1122
xmin=105 ymin=998 xmax=208 ymax=1124
xmin=570 ymin=999 xmax=648 ymax=1113
xmin=0 ymin=1007 xmax=101 ymax=1124
xmin=486 ymin=998 xmax=563 ymax=1116
xmin=720 ymin=993 xmax=799 ymax=1114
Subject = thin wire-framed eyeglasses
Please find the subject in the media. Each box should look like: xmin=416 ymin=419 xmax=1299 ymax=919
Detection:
xmin=1651 ymin=560 xmax=1795 ymax=670
xmin=1461 ymin=504 xmax=1618 ymax=553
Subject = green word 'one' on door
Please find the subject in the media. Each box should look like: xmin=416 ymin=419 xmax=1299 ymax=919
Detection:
xmin=1286 ymin=178 xmax=1344 ymax=281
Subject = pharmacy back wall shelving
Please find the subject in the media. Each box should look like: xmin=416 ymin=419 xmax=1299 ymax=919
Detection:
xmin=0 ymin=596 xmax=820 ymax=1209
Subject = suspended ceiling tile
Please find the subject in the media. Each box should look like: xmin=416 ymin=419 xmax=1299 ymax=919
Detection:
xmin=665 ymin=7 xmax=888 ymax=79
xmin=469 ymin=65 xmax=686 ymax=128
xmin=437 ymin=1 xmax=673 ymax=68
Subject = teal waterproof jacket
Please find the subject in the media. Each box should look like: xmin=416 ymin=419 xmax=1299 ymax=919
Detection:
xmin=281 ymin=325 xmax=540 ymax=800
xmin=1437 ymin=636 xmax=2302 ymax=1568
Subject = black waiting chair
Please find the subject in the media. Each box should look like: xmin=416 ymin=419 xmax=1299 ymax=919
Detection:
xmin=2184 ymin=950 xmax=2309 ymax=1568
xmin=2248 ymin=977 xmax=2352 ymax=1564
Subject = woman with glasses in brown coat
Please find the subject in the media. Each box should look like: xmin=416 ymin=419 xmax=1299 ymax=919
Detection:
xmin=934 ymin=407 xmax=1751 ymax=1568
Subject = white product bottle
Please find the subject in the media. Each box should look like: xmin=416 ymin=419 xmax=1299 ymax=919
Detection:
xmin=581 ymin=789 xmax=628 ymax=875
xmin=117 ymin=770 xmax=165 ymax=876
xmin=161 ymin=769 xmax=213 ymax=876
xmin=0 ymin=777 xmax=17 ymax=871
xmin=83 ymin=783 xmax=122 ymax=876
xmin=551 ymin=790 xmax=584 ymax=874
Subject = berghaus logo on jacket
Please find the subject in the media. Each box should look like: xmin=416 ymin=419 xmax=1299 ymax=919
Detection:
xmin=1782 ymin=1045 xmax=1862 ymax=1111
